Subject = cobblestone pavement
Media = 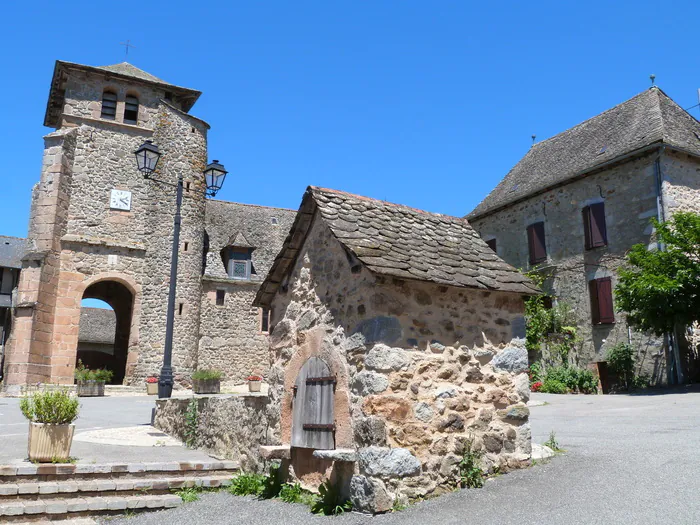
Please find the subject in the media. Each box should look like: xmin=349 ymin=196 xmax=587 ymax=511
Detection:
xmin=103 ymin=387 xmax=700 ymax=525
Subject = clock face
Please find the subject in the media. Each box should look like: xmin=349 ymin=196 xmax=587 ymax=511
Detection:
xmin=110 ymin=189 xmax=132 ymax=211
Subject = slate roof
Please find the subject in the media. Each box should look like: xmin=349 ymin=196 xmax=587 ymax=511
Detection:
xmin=468 ymin=88 xmax=700 ymax=219
xmin=0 ymin=236 xmax=26 ymax=269
xmin=78 ymin=308 xmax=116 ymax=345
xmin=45 ymin=60 xmax=202 ymax=127
xmin=254 ymin=187 xmax=539 ymax=307
xmin=203 ymin=200 xmax=297 ymax=282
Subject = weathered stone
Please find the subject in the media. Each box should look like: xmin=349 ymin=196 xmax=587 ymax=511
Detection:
xmin=483 ymin=432 xmax=504 ymax=453
xmin=354 ymin=416 xmax=387 ymax=447
xmin=413 ymin=402 xmax=434 ymax=422
xmin=341 ymin=332 xmax=366 ymax=353
xmin=259 ymin=445 xmax=291 ymax=460
xmin=435 ymin=386 xmax=457 ymax=399
xmin=498 ymin=404 xmax=530 ymax=421
xmin=363 ymin=395 xmax=412 ymax=422
xmin=437 ymin=413 xmax=465 ymax=431
xmin=353 ymin=316 xmax=403 ymax=345
xmin=473 ymin=348 xmax=495 ymax=364
xmin=313 ymin=448 xmax=357 ymax=462
xmin=349 ymin=475 xmax=393 ymax=514
xmin=352 ymin=371 xmax=389 ymax=395
xmin=297 ymin=310 xmax=319 ymax=331
xmin=365 ymin=345 xmax=410 ymax=372
xmin=491 ymin=345 xmax=528 ymax=373
xmin=269 ymin=319 xmax=295 ymax=350
xmin=358 ymin=447 xmax=421 ymax=478
xmin=429 ymin=341 xmax=446 ymax=353
xmin=514 ymin=372 xmax=530 ymax=402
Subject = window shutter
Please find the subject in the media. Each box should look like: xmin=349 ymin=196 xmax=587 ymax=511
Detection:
xmin=527 ymin=222 xmax=547 ymax=264
xmin=583 ymin=203 xmax=607 ymax=249
xmin=590 ymin=277 xmax=614 ymax=325
xmin=486 ymin=238 xmax=497 ymax=252
xmin=583 ymin=206 xmax=592 ymax=250
xmin=291 ymin=357 xmax=335 ymax=450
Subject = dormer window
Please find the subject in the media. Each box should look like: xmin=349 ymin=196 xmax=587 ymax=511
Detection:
xmin=224 ymin=247 xmax=254 ymax=280
xmin=101 ymin=91 xmax=117 ymax=120
xmin=124 ymin=95 xmax=139 ymax=124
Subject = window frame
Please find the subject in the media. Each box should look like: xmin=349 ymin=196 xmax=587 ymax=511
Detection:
xmin=589 ymin=277 xmax=615 ymax=325
xmin=216 ymin=289 xmax=226 ymax=306
xmin=123 ymin=95 xmax=139 ymax=124
xmin=526 ymin=221 xmax=547 ymax=265
xmin=485 ymin=238 xmax=497 ymax=252
xmin=260 ymin=307 xmax=270 ymax=333
xmin=583 ymin=202 xmax=608 ymax=250
xmin=100 ymin=90 xmax=117 ymax=120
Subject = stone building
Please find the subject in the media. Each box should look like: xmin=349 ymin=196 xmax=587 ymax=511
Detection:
xmin=468 ymin=87 xmax=700 ymax=385
xmin=0 ymin=236 xmax=25 ymax=379
xmin=253 ymin=186 xmax=538 ymax=511
xmin=1 ymin=60 xmax=293 ymax=392
xmin=76 ymin=307 xmax=116 ymax=370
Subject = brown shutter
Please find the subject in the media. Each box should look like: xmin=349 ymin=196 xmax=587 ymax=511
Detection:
xmin=583 ymin=203 xmax=607 ymax=249
xmin=527 ymin=222 xmax=547 ymax=264
xmin=583 ymin=206 xmax=592 ymax=249
xmin=486 ymin=238 xmax=497 ymax=252
xmin=590 ymin=277 xmax=615 ymax=325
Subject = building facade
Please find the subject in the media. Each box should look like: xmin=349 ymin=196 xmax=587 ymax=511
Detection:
xmin=468 ymin=88 xmax=700 ymax=385
xmin=0 ymin=236 xmax=25 ymax=380
xmin=1 ymin=60 xmax=293 ymax=392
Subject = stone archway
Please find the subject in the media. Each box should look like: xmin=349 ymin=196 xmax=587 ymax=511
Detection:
xmin=78 ymin=280 xmax=134 ymax=384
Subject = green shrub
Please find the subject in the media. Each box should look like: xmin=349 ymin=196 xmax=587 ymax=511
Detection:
xmin=279 ymin=482 xmax=316 ymax=505
xmin=632 ymin=373 xmax=651 ymax=390
xmin=192 ymin=369 xmax=223 ymax=381
xmin=544 ymin=431 xmax=561 ymax=452
xmin=540 ymin=378 xmax=568 ymax=394
xmin=458 ymin=439 xmax=484 ymax=489
xmin=184 ymin=398 xmax=198 ymax=448
xmin=540 ymin=366 xmax=597 ymax=394
xmin=228 ymin=473 xmax=266 ymax=497
xmin=20 ymin=390 xmax=80 ymax=424
xmin=175 ymin=487 xmax=201 ymax=503
xmin=260 ymin=464 xmax=284 ymax=499
xmin=74 ymin=360 xmax=114 ymax=383
xmin=606 ymin=343 xmax=635 ymax=389
xmin=310 ymin=480 xmax=352 ymax=516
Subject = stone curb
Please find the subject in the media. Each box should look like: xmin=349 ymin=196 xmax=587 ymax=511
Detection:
xmin=0 ymin=460 xmax=238 ymax=477
xmin=0 ymin=494 xmax=182 ymax=516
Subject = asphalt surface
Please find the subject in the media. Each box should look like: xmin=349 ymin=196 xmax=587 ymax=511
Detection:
xmin=103 ymin=387 xmax=700 ymax=525
xmin=0 ymin=395 xmax=212 ymax=464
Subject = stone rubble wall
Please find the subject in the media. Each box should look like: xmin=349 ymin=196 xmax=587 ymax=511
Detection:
xmin=154 ymin=395 xmax=272 ymax=472
xmin=470 ymin=152 xmax=670 ymax=383
xmin=266 ymin=214 xmax=531 ymax=511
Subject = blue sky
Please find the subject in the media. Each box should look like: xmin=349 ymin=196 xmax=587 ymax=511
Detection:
xmin=3 ymin=0 xmax=700 ymax=242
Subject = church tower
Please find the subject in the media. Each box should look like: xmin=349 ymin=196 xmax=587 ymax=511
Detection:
xmin=3 ymin=61 xmax=210 ymax=391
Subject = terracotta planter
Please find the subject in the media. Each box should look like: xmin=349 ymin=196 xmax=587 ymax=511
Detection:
xmin=146 ymin=383 xmax=159 ymax=395
xmin=193 ymin=378 xmax=220 ymax=394
xmin=248 ymin=380 xmax=262 ymax=392
xmin=28 ymin=422 xmax=75 ymax=462
xmin=76 ymin=380 xmax=105 ymax=397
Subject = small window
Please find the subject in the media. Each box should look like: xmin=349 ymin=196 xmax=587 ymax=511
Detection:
xmin=226 ymin=248 xmax=253 ymax=279
xmin=178 ymin=303 xmax=184 ymax=316
xmin=216 ymin=289 xmax=225 ymax=306
xmin=261 ymin=308 xmax=270 ymax=333
xmin=101 ymin=91 xmax=117 ymax=120
xmin=183 ymin=242 xmax=189 ymax=252
xmin=124 ymin=95 xmax=139 ymax=124
xmin=271 ymin=217 xmax=279 ymax=225
xmin=485 ymin=238 xmax=497 ymax=252
xmin=589 ymin=277 xmax=615 ymax=325
xmin=527 ymin=222 xmax=547 ymax=265
xmin=583 ymin=203 xmax=608 ymax=250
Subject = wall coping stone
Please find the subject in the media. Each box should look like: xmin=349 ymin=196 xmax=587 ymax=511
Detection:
xmin=61 ymin=114 xmax=155 ymax=135
xmin=312 ymin=448 xmax=357 ymax=462
xmin=259 ymin=445 xmax=291 ymax=460
xmin=61 ymin=234 xmax=146 ymax=252
xmin=201 ymin=275 xmax=262 ymax=286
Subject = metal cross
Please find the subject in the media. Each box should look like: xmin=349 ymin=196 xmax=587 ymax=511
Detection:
xmin=119 ymin=40 xmax=136 ymax=58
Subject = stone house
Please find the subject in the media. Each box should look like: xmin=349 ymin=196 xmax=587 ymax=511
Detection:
xmin=253 ymin=186 xmax=538 ymax=512
xmin=0 ymin=236 xmax=25 ymax=380
xmin=1 ymin=60 xmax=293 ymax=392
xmin=467 ymin=87 xmax=700 ymax=385
xmin=76 ymin=307 xmax=116 ymax=370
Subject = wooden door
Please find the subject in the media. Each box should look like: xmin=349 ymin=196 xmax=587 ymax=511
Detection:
xmin=291 ymin=357 xmax=335 ymax=450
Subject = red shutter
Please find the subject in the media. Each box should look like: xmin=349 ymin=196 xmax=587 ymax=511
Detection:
xmin=590 ymin=277 xmax=615 ymax=324
xmin=486 ymin=238 xmax=497 ymax=252
xmin=583 ymin=203 xmax=607 ymax=249
xmin=527 ymin=222 xmax=547 ymax=264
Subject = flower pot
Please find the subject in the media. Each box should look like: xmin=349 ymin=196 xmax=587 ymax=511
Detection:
xmin=248 ymin=380 xmax=262 ymax=393
xmin=28 ymin=422 xmax=75 ymax=462
xmin=193 ymin=378 xmax=220 ymax=394
xmin=146 ymin=383 xmax=158 ymax=395
xmin=76 ymin=380 xmax=105 ymax=397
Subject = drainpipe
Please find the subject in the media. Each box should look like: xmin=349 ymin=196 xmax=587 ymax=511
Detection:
xmin=653 ymin=147 xmax=684 ymax=384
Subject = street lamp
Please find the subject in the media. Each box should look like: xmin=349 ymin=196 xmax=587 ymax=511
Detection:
xmin=133 ymin=140 xmax=227 ymax=398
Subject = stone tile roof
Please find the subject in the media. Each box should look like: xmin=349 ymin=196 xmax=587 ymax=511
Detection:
xmin=96 ymin=62 xmax=167 ymax=84
xmin=0 ymin=236 xmax=26 ymax=269
xmin=468 ymin=88 xmax=700 ymax=219
xmin=203 ymin=200 xmax=297 ymax=282
xmin=78 ymin=308 xmax=116 ymax=345
xmin=254 ymin=187 xmax=539 ymax=306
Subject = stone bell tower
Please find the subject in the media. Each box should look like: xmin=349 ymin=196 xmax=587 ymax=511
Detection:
xmin=3 ymin=61 xmax=210 ymax=391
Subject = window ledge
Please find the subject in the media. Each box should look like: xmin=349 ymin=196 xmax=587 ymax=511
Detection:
xmin=61 ymin=113 xmax=154 ymax=135
xmin=202 ymin=274 xmax=261 ymax=285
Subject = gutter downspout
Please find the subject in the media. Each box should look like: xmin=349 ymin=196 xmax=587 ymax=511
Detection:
xmin=653 ymin=147 xmax=684 ymax=384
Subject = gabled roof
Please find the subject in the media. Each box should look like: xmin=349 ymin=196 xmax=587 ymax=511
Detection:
xmin=254 ymin=187 xmax=539 ymax=307
xmin=78 ymin=308 xmax=116 ymax=345
xmin=0 ymin=236 xmax=26 ymax=269
xmin=226 ymin=231 xmax=255 ymax=249
xmin=468 ymin=88 xmax=700 ymax=220
xmin=44 ymin=60 xmax=202 ymax=127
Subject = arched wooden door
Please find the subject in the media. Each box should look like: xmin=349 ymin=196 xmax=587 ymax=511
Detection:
xmin=291 ymin=357 xmax=335 ymax=450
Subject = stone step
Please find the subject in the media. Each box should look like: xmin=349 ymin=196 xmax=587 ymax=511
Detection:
xmin=0 ymin=474 xmax=233 ymax=500
xmin=0 ymin=493 xmax=182 ymax=520
xmin=0 ymin=460 xmax=238 ymax=483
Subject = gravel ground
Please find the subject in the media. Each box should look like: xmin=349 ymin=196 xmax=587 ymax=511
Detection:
xmin=105 ymin=386 xmax=700 ymax=524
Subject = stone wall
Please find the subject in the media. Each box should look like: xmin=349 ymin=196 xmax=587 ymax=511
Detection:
xmin=154 ymin=394 xmax=272 ymax=472
xmin=470 ymin=151 xmax=671 ymax=383
xmin=661 ymin=150 xmax=700 ymax=216
xmin=266 ymin=214 xmax=531 ymax=511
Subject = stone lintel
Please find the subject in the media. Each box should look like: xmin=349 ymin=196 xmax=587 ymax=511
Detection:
xmin=201 ymin=275 xmax=262 ymax=286
xmin=60 ymin=234 xmax=146 ymax=252
xmin=312 ymin=448 xmax=357 ymax=462
xmin=259 ymin=445 xmax=291 ymax=460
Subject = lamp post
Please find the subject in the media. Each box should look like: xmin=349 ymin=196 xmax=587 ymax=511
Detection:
xmin=134 ymin=140 xmax=228 ymax=398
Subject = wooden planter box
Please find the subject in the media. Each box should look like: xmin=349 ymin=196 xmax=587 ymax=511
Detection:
xmin=28 ymin=422 xmax=75 ymax=462
xmin=76 ymin=380 xmax=105 ymax=397
xmin=146 ymin=383 xmax=159 ymax=395
xmin=193 ymin=378 xmax=220 ymax=394
xmin=248 ymin=380 xmax=262 ymax=393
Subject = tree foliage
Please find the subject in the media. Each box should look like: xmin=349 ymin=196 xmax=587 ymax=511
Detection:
xmin=615 ymin=212 xmax=700 ymax=335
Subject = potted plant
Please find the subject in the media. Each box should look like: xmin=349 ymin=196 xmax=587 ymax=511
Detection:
xmin=20 ymin=389 xmax=80 ymax=462
xmin=247 ymin=374 xmax=263 ymax=393
xmin=74 ymin=360 xmax=113 ymax=397
xmin=146 ymin=376 xmax=159 ymax=395
xmin=192 ymin=369 xmax=223 ymax=394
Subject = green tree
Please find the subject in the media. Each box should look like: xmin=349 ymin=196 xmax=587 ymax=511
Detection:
xmin=615 ymin=212 xmax=700 ymax=335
